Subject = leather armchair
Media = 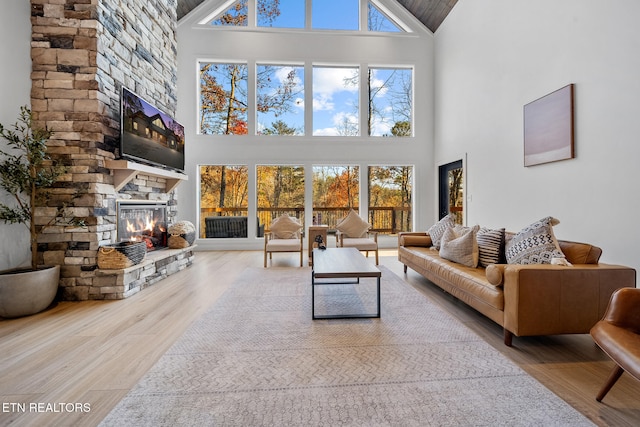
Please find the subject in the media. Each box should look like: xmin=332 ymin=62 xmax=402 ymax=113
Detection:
xmin=590 ymin=287 xmax=640 ymax=401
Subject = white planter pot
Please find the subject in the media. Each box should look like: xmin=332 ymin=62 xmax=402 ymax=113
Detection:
xmin=0 ymin=265 xmax=60 ymax=318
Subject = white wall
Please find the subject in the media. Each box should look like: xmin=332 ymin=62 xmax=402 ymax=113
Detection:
xmin=435 ymin=0 xmax=640 ymax=272
xmin=0 ymin=0 xmax=32 ymax=270
xmin=177 ymin=0 xmax=435 ymax=250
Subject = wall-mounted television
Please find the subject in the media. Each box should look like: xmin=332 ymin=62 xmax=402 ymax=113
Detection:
xmin=119 ymin=87 xmax=185 ymax=172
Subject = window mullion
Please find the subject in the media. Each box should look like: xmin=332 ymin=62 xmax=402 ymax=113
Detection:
xmin=304 ymin=62 xmax=312 ymax=137
xmin=248 ymin=60 xmax=256 ymax=136
xmin=361 ymin=64 xmax=368 ymax=137
xmin=306 ymin=0 xmax=312 ymax=30
xmin=248 ymin=0 xmax=256 ymax=28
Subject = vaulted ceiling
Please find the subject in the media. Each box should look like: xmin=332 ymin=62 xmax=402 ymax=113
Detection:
xmin=176 ymin=0 xmax=458 ymax=33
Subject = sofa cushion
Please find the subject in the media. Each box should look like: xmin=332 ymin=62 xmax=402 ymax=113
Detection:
xmin=399 ymin=245 xmax=504 ymax=311
xmin=439 ymin=225 xmax=480 ymax=268
xmin=505 ymin=217 xmax=565 ymax=264
xmin=485 ymin=264 xmax=505 ymax=286
xmin=400 ymin=235 xmax=432 ymax=247
xmin=336 ymin=209 xmax=370 ymax=238
xmin=427 ymin=213 xmax=456 ymax=249
xmin=477 ymin=227 xmax=506 ymax=267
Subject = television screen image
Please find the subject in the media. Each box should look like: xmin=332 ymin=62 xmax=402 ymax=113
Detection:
xmin=120 ymin=87 xmax=185 ymax=172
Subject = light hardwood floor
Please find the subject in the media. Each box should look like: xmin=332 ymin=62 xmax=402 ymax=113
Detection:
xmin=1 ymin=250 xmax=638 ymax=426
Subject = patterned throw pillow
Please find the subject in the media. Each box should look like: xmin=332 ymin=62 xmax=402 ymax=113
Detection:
xmin=505 ymin=217 xmax=565 ymax=264
xmin=439 ymin=224 xmax=480 ymax=268
xmin=427 ymin=213 xmax=456 ymax=249
xmin=336 ymin=209 xmax=370 ymax=238
xmin=476 ymin=227 xmax=506 ymax=267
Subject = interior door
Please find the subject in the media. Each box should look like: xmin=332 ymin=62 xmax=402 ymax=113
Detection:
xmin=438 ymin=160 xmax=464 ymax=224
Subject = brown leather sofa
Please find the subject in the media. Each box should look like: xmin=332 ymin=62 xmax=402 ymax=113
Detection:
xmin=590 ymin=287 xmax=640 ymax=401
xmin=398 ymin=232 xmax=636 ymax=346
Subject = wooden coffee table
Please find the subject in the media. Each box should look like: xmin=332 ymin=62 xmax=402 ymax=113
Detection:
xmin=311 ymin=247 xmax=381 ymax=319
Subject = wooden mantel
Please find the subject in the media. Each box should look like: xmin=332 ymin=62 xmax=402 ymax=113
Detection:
xmin=106 ymin=160 xmax=188 ymax=193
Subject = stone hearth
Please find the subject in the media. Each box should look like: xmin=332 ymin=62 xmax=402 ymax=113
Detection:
xmin=95 ymin=246 xmax=195 ymax=299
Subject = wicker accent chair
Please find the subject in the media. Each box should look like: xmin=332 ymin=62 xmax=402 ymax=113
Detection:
xmin=264 ymin=215 xmax=304 ymax=267
xmin=335 ymin=210 xmax=379 ymax=265
xmin=590 ymin=287 xmax=640 ymax=402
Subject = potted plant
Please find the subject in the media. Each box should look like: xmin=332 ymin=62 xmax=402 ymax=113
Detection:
xmin=0 ymin=106 xmax=64 ymax=318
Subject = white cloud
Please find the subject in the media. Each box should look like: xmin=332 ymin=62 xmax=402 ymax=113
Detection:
xmin=312 ymin=111 xmax=359 ymax=136
xmin=313 ymin=127 xmax=339 ymax=136
xmin=371 ymin=120 xmax=392 ymax=136
xmin=332 ymin=111 xmax=358 ymax=127
xmin=313 ymin=94 xmax=334 ymax=112
xmin=313 ymin=67 xmax=358 ymax=97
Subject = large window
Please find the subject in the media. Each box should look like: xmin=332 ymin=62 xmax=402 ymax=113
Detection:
xmin=257 ymin=165 xmax=305 ymax=231
xmin=200 ymin=62 xmax=248 ymax=135
xmin=368 ymin=1 xmax=402 ymax=32
xmin=312 ymin=66 xmax=360 ymax=136
xmin=368 ymin=166 xmax=413 ymax=233
xmin=312 ymin=166 xmax=359 ymax=228
xmin=210 ymin=0 xmax=248 ymax=26
xmin=206 ymin=0 xmax=407 ymax=33
xmin=312 ymin=0 xmax=359 ymax=30
xmin=368 ymin=67 xmax=413 ymax=136
xmin=198 ymin=62 xmax=414 ymax=138
xmin=256 ymin=64 xmax=305 ymax=135
xmin=199 ymin=164 xmax=412 ymax=238
xmin=259 ymin=0 xmax=304 ymax=28
xmin=200 ymin=165 xmax=249 ymax=238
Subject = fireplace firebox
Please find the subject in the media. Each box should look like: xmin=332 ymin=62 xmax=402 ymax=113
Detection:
xmin=116 ymin=200 xmax=168 ymax=251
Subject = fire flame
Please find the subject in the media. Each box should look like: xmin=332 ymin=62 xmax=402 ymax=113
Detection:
xmin=125 ymin=216 xmax=155 ymax=239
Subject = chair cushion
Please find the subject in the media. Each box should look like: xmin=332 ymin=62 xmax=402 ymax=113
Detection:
xmin=341 ymin=237 xmax=378 ymax=251
xmin=336 ymin=209 xmax=370 ymax=238
xmin=266 ymin=239 xmax=301 ymax=251
xmin=270 ymin=214 xmax=302 ymax=239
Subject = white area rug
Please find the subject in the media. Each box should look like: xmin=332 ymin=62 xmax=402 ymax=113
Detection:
xmin=100 ymin=266 xmax=593 ymax=426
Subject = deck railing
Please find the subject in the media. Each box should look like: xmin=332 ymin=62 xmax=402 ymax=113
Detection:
xmin=200 ymin=206 xmax=411 ymax=237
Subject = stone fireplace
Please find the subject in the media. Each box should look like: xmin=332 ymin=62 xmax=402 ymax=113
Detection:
xmin=30 ymin=0 xmax=193 ymax=301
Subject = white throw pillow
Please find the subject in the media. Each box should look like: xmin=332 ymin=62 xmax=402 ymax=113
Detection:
xmin=270 ymin=215 xmax=302 ymax=239
xmin=439 ymin=224 xmax=480 ymax=268
xmin=336 ymin=209 xmax=370 ymax=238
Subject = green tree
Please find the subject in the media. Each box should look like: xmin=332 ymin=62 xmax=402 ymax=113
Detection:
xmin=262 ymin=120 xmax=298 ymax=135
xmin=391 ymin=121 xmax=411 ymax=137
